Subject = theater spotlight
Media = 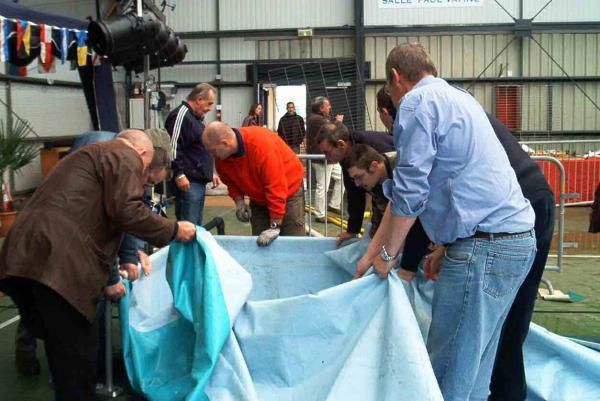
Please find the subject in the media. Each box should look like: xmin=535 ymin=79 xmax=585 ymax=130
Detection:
xmin=88 ymin=11 xmax=161 ymax=56
xmin=88 ymin=10 xmax=187 ymax=71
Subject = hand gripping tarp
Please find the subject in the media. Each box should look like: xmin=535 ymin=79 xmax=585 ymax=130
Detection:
xmin=120 ymin=230 xmax=443 ymax=401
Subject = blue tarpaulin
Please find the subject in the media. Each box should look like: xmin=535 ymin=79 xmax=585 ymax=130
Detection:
xmin=120 ymin=231 xmax=600 ymax=401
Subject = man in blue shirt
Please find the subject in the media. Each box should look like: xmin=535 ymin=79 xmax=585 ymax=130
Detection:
xmin=356 ymin=43 xmax=537 ymax=401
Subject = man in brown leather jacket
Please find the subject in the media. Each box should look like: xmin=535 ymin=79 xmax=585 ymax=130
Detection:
xmin=0 ymin=129 xmax=196 ymax=401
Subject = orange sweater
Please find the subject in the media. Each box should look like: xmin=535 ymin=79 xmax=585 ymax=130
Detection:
xmin=216 ymin=127 xmax=304 ymax=219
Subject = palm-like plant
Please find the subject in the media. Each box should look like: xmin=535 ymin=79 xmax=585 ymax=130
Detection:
xmin=0 ymin=118 xmax=38 ymax=212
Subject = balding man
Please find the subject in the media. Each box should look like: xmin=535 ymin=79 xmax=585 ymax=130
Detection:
xmin=0 ymin=129 xmax=196 ymax=401
xmin=202 ymin=122 xmax=305 ymax=246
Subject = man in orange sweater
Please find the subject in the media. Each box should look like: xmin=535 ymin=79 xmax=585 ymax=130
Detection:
xmin=203 ymin=122 xmax=305 ymax=246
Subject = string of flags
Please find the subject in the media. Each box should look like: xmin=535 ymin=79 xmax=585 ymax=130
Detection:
xmin=0 ymin=14 xmax=93 ymax=76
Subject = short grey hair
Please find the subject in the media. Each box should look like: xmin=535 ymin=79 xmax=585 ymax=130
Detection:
xmin=187 ymin=83 xmax=216 ymax=101
xmin=311 ymin=96 xmax=328 ymax=113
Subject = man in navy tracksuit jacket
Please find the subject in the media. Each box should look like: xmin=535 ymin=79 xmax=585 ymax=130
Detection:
xmin=165 ymin=83 xmax=219 ymax=225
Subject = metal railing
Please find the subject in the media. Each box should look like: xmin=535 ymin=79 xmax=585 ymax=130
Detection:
xmin=299 ymin=154 xmax=346 ymax=237
xmin=522 ymin=139 xmax=600 ymax=206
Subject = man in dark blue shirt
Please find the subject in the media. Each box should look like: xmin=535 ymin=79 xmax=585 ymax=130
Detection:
xmin=165 ymin=83 xmax=221 ymax=225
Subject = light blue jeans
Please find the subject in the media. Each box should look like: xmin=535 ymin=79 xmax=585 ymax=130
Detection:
xmin=426 ymin=231 xmax=536 ymax=401
xmin=175 ymin=181 xmax=206 ymax=226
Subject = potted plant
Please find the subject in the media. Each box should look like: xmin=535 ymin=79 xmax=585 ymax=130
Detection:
xmin=0 ymin=118 xmax=38 ymax=237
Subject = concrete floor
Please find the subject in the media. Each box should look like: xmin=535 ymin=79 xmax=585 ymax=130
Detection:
xmin=0 ymin=197 xmax=598 ymax=400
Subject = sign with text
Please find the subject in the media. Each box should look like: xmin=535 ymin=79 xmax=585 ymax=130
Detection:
xmin=379 ymin=0 xmax=483 ymax=8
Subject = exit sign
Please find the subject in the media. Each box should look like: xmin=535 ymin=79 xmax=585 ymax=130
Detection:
xmin=297 ymin=28 xmax=313 ymax=38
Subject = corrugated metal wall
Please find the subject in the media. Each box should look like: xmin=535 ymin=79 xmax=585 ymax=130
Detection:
xmin=167 ymin=0 xmax=216 ymax=31
xmin=218 ymin=0 xmax=352 ymax=30
xmin=366 ymin=34 xmax=519 ymax=79
xmin=524 ymin=33 xmax=600 ymax=77
xmin=257 ymin=38 xmax=354 ymax=60
xmin=364 ymin=0 xmax=517 ymax=26
xmin=524 ymin=0 xmax=600 ymax=22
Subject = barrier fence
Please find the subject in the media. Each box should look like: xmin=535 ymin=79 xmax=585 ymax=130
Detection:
xmin=521 ymin=140 xmax=600 ymax=206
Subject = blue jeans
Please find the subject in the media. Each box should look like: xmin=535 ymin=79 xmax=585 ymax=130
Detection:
xmin=175 ymin=181 xmax=206 ymax=225
xmin=426 ymin=231 xmax=536 ymax=401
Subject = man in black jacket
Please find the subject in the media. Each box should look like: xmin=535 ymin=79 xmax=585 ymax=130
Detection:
xmin=165 ymin=83 xmax=221 ymax=225
xmin=277 ymin=102 xmax=306 ymax=153
xmin=316 ymin=121 xmax=395 ymax=245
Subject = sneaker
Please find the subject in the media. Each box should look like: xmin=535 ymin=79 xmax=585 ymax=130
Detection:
xmin=315 ymin=216 xmax=327 ymax=223
xmin=15 ymin=351 xmax=40 ymax=376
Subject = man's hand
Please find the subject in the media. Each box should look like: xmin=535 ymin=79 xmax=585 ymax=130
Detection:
xmin=354 ymin=255 xmax=373 ymax=279
xmin=235 ymin=198 xmax=251 ymax=223
xmin=138 ymin=250 xmax=152 ymax=276
xmin=120 ymin=263 xmax=140 ymax=281
xmin=176 ymin=221 xmax=196 ymax=242
xmin=424 ymin=245 xmax=445 ymax=281
xmin=373 ymin=256 xmax=396 ymax=279
xmin=336 ymin=231 xmax=357 ymax=247
xmin=0 ymin=291 xmax=5 ymax=298
xmin=212 ymin=175 xmax=222 ymax=188
xmin=335 ymin=114 xmax=344 ymax=122
xmin=175 ymin=175 xmax=190 ymax=192
xmin=105 ymin=281 xmax=126 ymax=301
xmin=257 ymin=226 xmax=280 ymax=247
xmin=396 ymin=267 xmax=416 ymax=282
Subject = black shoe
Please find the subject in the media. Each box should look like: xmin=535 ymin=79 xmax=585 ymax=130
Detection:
xmin=15 ymin=351 xmax=41 ymax=376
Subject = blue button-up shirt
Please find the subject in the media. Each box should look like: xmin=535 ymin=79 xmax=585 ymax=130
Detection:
xmin=383 ymin=76 xmax=534 ymax=244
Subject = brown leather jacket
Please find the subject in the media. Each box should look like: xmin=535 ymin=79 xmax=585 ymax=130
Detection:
xmin=306 ymin=112 xmax=329 ymax=157
xmin=0 ymin=140 xmax=176 ymax=321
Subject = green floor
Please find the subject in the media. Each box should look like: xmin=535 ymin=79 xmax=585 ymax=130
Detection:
xmin=0 ymin=199 xmax=598 ymax=400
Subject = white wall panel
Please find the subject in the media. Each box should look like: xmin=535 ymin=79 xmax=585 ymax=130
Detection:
xmin=220 ymin=87 xmax=254 ymax=128
xmin=158 ymin=64 xmax=217 ymax=83
xmin=166 ymin=0 xmax=216 ymax=32
xmin=219 ymin=0 xmax=351 ymax=30
xmin=12 ymin=143 xmax=42 ymax=193
xmin=183 ymin=39 xmax=218 ymax=61
xmin=365 ymin=0 xmax=517 ymax=26
xmin=11 ymin=83 xmax=92 ymax=139
xmin=220 ymin=38 xmax=257 ymax=60
xmin=524 ymin=0 xmax=600 ymax=22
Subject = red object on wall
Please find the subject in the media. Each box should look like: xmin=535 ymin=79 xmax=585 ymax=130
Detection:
xmin=495 ymin=85 xmax=521 ymax=132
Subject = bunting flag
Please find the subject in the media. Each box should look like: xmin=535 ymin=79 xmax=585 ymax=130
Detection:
xmin=0 ymin=17 xmax=5 ymax=62
xmin=39 ymin=24 xmax=51 ymax=62
xmin=15 ymin=19 xmax=24 ymax=52
xmin=76 ymin=30 xmax=88 ymax=66
xmin=23 ymin=20 xmax=31 ymax=55
xmin=0 ymin=14 xmax=86 ymax=70
xmin=38 ymin=24 xmax=55 ymax=72
xmin=60 ymin=27 xmax=68 ymax=64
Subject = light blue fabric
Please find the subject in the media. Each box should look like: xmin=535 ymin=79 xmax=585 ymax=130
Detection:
xmin=120 ymin=228 xmax=231 ymax=401
xmin=121 ymin=235 xmax=600 ymax=401
xmin=384 ymin=76 xmax=534 ymax=244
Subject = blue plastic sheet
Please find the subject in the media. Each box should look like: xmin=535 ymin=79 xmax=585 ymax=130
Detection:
xmin=120 ymin=232 xmax=600 ymax=401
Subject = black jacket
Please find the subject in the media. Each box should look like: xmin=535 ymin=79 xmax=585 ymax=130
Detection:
xmin=277 ymin=113 xmax=306 ymax=148
xmin=165 ymin=101 xmax=214 ymax=183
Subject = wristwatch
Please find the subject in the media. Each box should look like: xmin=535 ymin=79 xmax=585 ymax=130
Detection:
xmin=270 ymin=221 xmax=280 ymax=230
xmin=380 ymin=245 xmax=397 ymax=262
